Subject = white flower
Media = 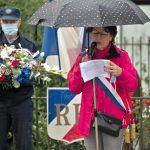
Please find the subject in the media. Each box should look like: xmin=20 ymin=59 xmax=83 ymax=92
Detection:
xmin=7 ymin=47 xmax=13 ymax=55
xmin=30 ymin=60 xmax=37 ymax=67
xmin=51 ymin=66 xmax=59 ymax=70
xmin=13 ymin=80 xmax=20 ymax=88
xmin=1 ymin=48 xmax=9 ymax=58
xmin=42 ymin=63 xmax=51 ymax=72
xmin=12 ymin=69 xmax=22 ymax=78
xmin=35 ymin=72 xmax=40 ymax=78
xmin=42 ymin=76 xmax=51 ymax=81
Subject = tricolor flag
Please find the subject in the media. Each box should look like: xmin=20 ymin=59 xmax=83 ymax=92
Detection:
xmin=43 ymin=27 xmax=86 ymax=73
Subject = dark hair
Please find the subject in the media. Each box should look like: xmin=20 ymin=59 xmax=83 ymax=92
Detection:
xmin=86 ymin=26 xmax=117 ymax=43
xmin=87 ymin=26 xmax=120 ymax=59
xmin=103 ymin=44 xmax=120 ymax=59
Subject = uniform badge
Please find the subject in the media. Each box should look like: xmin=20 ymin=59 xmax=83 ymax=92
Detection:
xmin=5 ymin=8 xmax=12 ymax=14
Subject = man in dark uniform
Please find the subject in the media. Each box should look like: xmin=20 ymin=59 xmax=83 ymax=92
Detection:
xmin=0 ymin=7 xmax=37 ymax=150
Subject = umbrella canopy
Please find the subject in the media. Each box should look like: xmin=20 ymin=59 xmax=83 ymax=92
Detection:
xmin=28 ymin=0 xmax=150 ymax=27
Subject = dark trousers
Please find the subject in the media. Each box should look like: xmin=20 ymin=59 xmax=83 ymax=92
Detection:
xmin=0 ymin=98 xmax=33 ymax=150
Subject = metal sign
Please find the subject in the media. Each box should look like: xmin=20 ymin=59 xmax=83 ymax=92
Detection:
xmin=47 ymin=87 xmax=83 ymax=143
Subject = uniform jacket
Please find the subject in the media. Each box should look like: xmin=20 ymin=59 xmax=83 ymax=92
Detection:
xmin=67 ymin=44 xmax=138 ymax=137
xmin=0 ymin=32 xmax=37 ymax=106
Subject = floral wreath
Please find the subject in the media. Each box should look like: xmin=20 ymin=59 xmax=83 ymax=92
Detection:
xmin=0 ymin=44 xmax=63 ymax=89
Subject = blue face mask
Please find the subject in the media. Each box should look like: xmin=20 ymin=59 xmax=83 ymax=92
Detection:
xmin=1 ymin=23 xmax=18 ymax=36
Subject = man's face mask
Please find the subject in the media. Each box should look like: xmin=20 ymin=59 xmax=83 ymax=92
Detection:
xmin=1 ymin=23 xmax=18 ymax=36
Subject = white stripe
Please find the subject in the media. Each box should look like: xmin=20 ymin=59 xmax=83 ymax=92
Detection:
xmin=32 ymin=50 xmax=40 ymax=58
xmin=98 ymin=77 xmax=126 ymax=111
xmin=47 ymin=91 xmax=83 ymax=143
xmin=79 ymin=27 xmax=84 ymax=44
xmin=58 ymin=27 xmax=83 ymax=72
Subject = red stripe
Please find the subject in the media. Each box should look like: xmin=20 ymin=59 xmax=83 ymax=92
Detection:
xmin=63 ymin=124 xmax=83 ymax=142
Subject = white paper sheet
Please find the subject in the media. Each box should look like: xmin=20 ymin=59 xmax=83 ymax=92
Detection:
xmin=80 ymin=59 xmax=110 ymax=82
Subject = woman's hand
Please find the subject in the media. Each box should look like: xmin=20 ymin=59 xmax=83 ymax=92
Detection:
xmin=104 ymin=61 xmax=122 ymax=77
xmin=82 ymin=55 xmax=89 ymax=62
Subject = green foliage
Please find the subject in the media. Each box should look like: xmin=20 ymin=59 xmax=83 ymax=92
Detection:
xmin=133 ymin=60 xmax=150 ymax=149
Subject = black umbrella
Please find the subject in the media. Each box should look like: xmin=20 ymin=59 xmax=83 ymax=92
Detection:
xmin=28 ymin=0 xmax=150 ymax=27
xmin=28 ymin=1 xmax=149 ymax=150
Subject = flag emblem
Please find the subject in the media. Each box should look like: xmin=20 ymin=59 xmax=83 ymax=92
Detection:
xmin=47 ymin=87 xmax=83 ymax=143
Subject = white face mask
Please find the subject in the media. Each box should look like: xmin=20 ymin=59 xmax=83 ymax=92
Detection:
xmin=1 ymin=23 xmax=18 ymax=36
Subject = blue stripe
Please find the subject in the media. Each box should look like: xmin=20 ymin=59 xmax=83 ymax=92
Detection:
xmin=33 ymin=53 xmax=40 ymax=59
xmin=42 ymin=0 xmax=59 ymax=59
xmin=48 ymin=89 xmax=76 ymax=124
xmin=82 ymin=27 xmax=90 ymax=50
xmin=42 ymin=27 xmax=59 ymax=59
xmin=95 ymin=77 xmax=126 ymax=112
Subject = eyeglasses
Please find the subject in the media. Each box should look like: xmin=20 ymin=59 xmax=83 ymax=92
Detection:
xmin=91 ymin=31 xmax=108 ymax=38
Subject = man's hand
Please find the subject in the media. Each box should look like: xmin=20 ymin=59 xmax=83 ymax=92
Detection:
xmin=82 ymin=55 xmax=89 ymax=62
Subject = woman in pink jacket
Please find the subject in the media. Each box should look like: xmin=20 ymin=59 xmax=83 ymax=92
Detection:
xmin=67 ymin=26 xmax=138 ymax=150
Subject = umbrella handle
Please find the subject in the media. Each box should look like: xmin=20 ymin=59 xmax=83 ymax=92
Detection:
xmin=93 ymin=79 xmax=99 ymax=150
xmin=34 ymin=19 xmax=46 ymax=42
